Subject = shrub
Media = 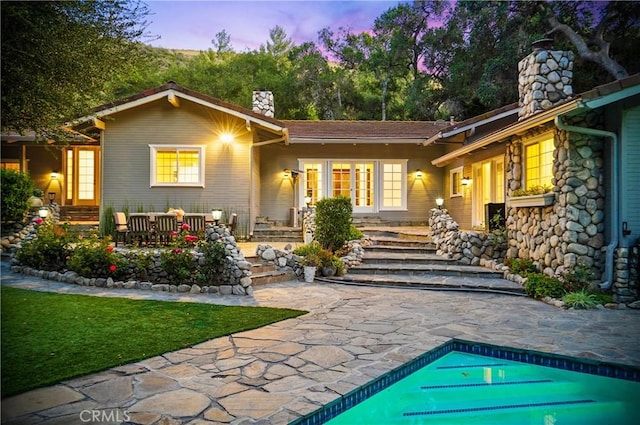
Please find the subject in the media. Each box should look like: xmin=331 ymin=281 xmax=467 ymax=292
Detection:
xmin=332 ymin=256 xmax=345 ymax=276
xmin=160 ymin=248 xmax=196 ymax=284
xmin=100 ymin=204 xmax=115 ymax=238
xmin=562 ymin=290 xmax=599 ymax=309
xmin=317 ymin=249 xmax=334 ymax=267
xmin=348 ymin=225 xmax=364 ymax=241
xmin=504 ymin=257 xmax=537 ymax=276
xmin=67 ymin=237 xmax=127 ymax=279
xmin=293 ymin=241 xmax=323 ymax=257
xmin=524 ymin=273 xmax=565 ymax=299
xmin=302 ymin=253 xmax=321 ymax=267
xmin=314 ymin=195 xmax=353 ymax=252
xmin=1 ymin=169 xmax=34 ymax=222
xmin=15 ymin=221 xmax=73 ymax=271
xmin=197 ymin=241 xmax=227 ymax=285
xmin=559 ymin=262 xmax=594 ymax=293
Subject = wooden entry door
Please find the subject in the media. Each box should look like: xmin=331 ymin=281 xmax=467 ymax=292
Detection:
xmin=66 ymin=147 xmax=99 ymax=206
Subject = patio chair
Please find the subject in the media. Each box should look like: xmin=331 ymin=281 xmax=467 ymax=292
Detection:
xmin=155 ymin=213 xmax=178 ymax=245
xmin=183 ymin=214 xmax=206 ymax=235
xmin=228 ymin=213 xmax=238 ymax=237
xmin=113 ymin=212 xmax=129 ymax=247
xmin=128 ymin=214 xmax=154 ymax=246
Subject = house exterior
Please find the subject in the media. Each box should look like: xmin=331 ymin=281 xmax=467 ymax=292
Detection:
xmin=428 ymin=42 xmax=640 ymax=303
xmin=2 ymin=82 xmax=450 ymax=236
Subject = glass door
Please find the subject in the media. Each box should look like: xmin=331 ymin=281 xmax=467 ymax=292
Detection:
xmin=472 ymin=156 xmax=504 ymax=228
xmin=331 ymin=162 xmax=375 ymax=213
xmin=66 ymin=147 xmax=99 ymax=206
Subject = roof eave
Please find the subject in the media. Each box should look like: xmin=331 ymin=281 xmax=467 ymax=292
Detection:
xmin=431 ymin=100 xmax=580 ymax=167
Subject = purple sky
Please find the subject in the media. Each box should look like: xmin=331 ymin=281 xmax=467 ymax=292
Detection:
xmin=146 ymin=0 xmax=404 ymax=51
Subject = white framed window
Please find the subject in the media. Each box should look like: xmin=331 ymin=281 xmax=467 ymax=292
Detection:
xmin=380 ymin=160 xmax=407 ymax=210
xmin=149 ymin=145 xmax=205 ymax=187
xmin=1 ymin=159 xmax=21 ymax=172
xmin=450 ymin=166 xmax=463 ymax=197
xmin=523 ymin=133 xmax=554 ymax=190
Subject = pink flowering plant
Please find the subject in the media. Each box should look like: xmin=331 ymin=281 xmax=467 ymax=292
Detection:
xmin=169 ymin=223 xmax=200 ymax=247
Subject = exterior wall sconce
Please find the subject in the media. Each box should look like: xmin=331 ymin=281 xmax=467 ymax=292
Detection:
xmin=48 ymin=192 xmax=56 ymax=204
xmin=211 ymin=209 xmax=223 ymax=225
xmin=38 ymin=207 xmax=49 ymax=218
xmin=435 ymin=197 xmax=444 ymax=209
xmin=283 ymin=169 xmax=291 ymax=179
xmin=220 ymin=133 xmax=234 ymax=144
xmin=461 ymin=176 xmax=471 ymax=186
xmin=415 ymin=169 xmax=423 ymax=179
xmin=50 ymin=171 xmax=58 ymax=180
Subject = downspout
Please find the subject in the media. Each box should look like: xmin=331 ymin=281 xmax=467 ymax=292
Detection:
xmin=554 ymin=115 xmax=618 ymax=289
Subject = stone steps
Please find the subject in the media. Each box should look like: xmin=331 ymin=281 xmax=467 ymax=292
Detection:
xmin=246 ymin=257 xmax=297 ymax=286
xmin=59 ymin=206 xmax=100 ymax=222
xmin=251 ymin=227 xmax=303 ymax=243
xmin=343 ymin=228 xmax=520 ymax=293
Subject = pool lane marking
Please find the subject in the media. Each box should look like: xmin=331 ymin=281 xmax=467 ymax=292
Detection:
xmin=403 ymin=399 xmax=596 ymax=416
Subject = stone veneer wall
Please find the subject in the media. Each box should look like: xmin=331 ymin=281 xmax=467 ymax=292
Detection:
xmin=252 ymin=90 xmax=275 ymax=117
xmin=614 ymin=247 xmax=640 ymax=304
xmin=518 ymin=49 xmax=574 ymax=120
xmin=1 ymin=205 xmax=60 ymax=256
xmin=504 ymin=113 xmax=606 ymax=280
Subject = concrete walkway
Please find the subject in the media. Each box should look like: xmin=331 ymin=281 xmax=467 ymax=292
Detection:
xmin=2 ymin=265 xmax=640 ymax=425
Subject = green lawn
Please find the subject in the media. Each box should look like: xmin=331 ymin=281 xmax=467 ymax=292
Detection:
xmin=1 ymin=286 xmax=306 ymax=397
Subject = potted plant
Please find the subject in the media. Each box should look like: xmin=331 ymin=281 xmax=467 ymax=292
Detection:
xmin=28 ymin=189 xmax=44 ymax=207
xmin=318 ymin=249 xmax=336 ymax=277
xmin=302 ymin=253 xmax=320 ymax=282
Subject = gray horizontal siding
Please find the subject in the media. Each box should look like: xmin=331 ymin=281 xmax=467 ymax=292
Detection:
xmin=102 ymin=99 xmax=251 ymax=215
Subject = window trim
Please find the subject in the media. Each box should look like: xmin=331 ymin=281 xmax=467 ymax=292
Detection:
xmin=522 ymin=132 xmax=554 ymax=190
xmin=450 ymin=166 xmax=463 ymax=198
xmin=149 ymin=144 xmax=205 ymax=187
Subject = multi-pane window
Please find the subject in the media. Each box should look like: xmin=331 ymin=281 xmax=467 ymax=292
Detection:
xmin=1 ymin=161 xmax=21 ymax=171
xmin=524 ymin=135 xmax=554 ymax=190
xmin=150 ymin=145 xmax=205 ymax=187
xmin=450 ymin=166 xmax=463 ymax=197
xmin=382 ymin=162 xmax=405 ymax=209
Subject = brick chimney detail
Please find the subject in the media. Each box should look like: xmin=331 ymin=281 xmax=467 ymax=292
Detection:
xmin=252 ymin=90 xmax=275 ymax=117
xmin=518 ymin=42 xmax=574 ymax=120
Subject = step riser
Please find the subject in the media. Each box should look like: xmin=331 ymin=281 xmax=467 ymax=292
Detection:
xmin=367 ymin=247 xmax=436 ymax=255
xmin=361 ymin=258 xmax=452 ymax=266
xmin=251 ymin=271 xmax=296 ymax=286
xmin=336 ymin=277 xmax=525 ymax=294
xmin=349 ymin=267 xmax=503 ymax=279
xmin=250 ymin=237 xmax=303 ymax=242
xmin=371 ymin=240 xmax=435 ymax=249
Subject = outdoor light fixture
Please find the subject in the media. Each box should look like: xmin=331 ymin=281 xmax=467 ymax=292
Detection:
xmin=48 ymin=192 xmax=56 ymax=204
xmin=415 ymin=169 xmax=423 ymax=179
xmin=50 ymin=171 xmax=58 ymax=180
xmin=220 ymin=133 xmax=234 ymax=144
xmin=283 ymin=169 xmax=291 ymax=179
xmin=38 ymin=207 xmax=49 ymax=218
xmin=435 ymin=197 xmax=444 ymax=209
xmin=211 ymin=209 xmax=223 ymax=225
xmin=304 ymin=196 xmax=312 ymax=207
xmin=461 ymin=176 xmax=471 ymax=186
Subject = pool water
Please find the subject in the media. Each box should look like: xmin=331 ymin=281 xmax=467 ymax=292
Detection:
xmin=326 ymin=351 xmax=640 ymax=425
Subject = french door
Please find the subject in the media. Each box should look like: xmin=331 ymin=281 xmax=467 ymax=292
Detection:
xmin=331 ymin=162 xmax=375 ymax=212
xmin=66 ymin=147 xmax=99 ymax=206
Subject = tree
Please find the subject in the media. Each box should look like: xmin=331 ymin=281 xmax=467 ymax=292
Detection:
xmin=211 ymin=29 xmax=233 ymax=55
xmin=1 ymin=1 xmax=151 ymax=137
xmin=544 ymin=1 xmax=639 ymax=80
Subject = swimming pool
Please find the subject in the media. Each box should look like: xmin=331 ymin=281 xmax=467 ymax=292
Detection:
xmin=291 ymin=339 xmax=640 ymax=425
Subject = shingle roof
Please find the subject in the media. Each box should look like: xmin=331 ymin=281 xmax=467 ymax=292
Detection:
xmin=283 ymin=120 xmax=449 ymax=140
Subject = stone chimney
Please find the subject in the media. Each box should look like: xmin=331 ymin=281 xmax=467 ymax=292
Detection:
xmin=518 ymin=38 xmax=574 ymax=120
xmin=252 ymin=89 xmax=275 ymax=117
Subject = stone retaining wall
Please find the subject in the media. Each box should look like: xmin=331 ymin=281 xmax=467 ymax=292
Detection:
xmin=1 ymin=205 xmax=60 ymax=255
xmin=9 ymin=223 xmax=254 ymax=296
xmin=428 ymin=208 xmax=506 ymax=268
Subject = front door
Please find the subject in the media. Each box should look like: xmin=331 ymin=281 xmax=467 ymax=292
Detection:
xmin=472 ymin=156 xmax=504 ymax=228
xmin=66 ymin=147 xmax=99 ymax=206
